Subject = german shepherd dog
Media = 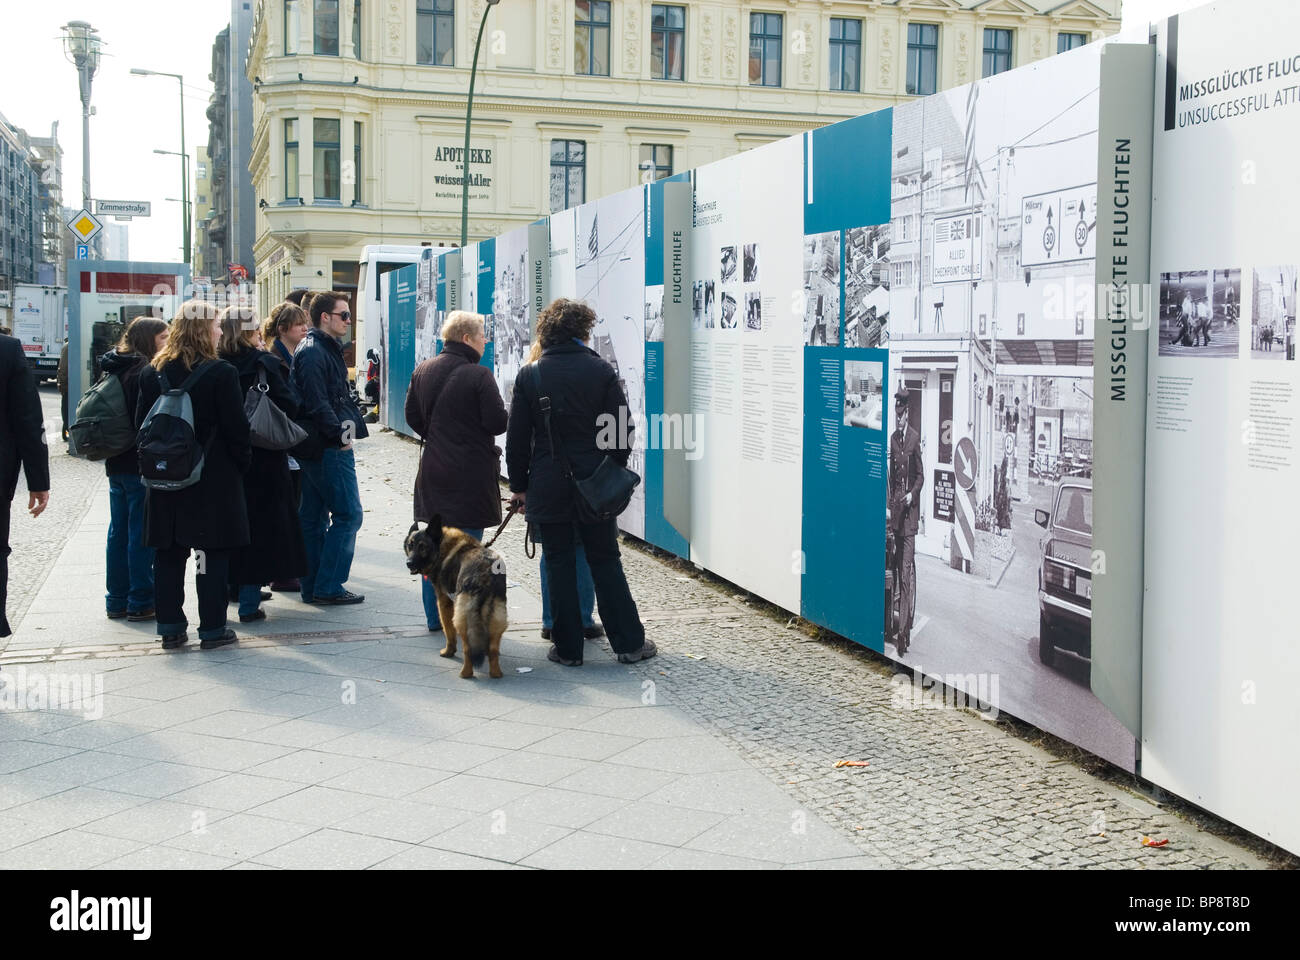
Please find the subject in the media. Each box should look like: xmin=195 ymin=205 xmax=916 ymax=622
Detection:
xmin=404 ymin=517 xmax=508 ymax=679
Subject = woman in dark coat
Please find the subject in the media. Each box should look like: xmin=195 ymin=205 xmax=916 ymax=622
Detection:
xmin=404 ymin=310 xmax=508 ymax=631
xmin=219 ymin=307 xmax=308 ymax=622
xmin=505 ymin=298 xmax=653 ymax=667
xmin=136 ymin=301 xmax=251 ymax=650
xmin=101 ymin=316 xmax=168 ymax=621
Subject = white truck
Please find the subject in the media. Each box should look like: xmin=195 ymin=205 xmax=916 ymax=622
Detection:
xmin=8 ymin=284 xmax=67 ymax=381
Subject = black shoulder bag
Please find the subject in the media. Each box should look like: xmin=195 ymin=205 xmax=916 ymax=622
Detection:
xmin=528 ymin=360 xmax=640 ymax=523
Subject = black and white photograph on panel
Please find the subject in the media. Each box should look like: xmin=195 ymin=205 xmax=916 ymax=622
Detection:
xmin=845 ymin=223 xmax=890 ymax=348
xmin=1251 ymin=265 xmax=1296 ymax=360
xmin=744 ymin=291 xmax=762 ymax=332
xmin=720 ymin=291 xmax=738 ymax=329
xmin=720 ymin=245 xmax=738 ymax=284
xmin=843 ymin=359 xmax=883 ymax=430
xmin=743 ymin=243 xmax=759 ymax=283
xmin=1158 ymin=269 xmax=1241 ymax=359
xmin=646 ymin=284 xmax=665 ymax=341
xmin=803 ymin=230 xmax=841 ymax=346
xmin=692 ymin=280 xmax=704 ymax=330
xmin=704 ymin=280 xmax=716 ymax=328
xmin=493 ymin=228 xmax=532 ymax=407
xmin=885 ymin=48 xmax=1135 ymax=774
xmin=576 ymin=186 xmax=647 ymax=537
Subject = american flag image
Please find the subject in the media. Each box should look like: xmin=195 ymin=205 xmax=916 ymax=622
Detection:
xmin=588 ymin=213 xmax=599 ymax=260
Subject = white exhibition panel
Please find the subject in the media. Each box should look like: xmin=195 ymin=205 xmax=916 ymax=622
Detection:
xmin=1140 ymin=0 xmax=1300 ymax=854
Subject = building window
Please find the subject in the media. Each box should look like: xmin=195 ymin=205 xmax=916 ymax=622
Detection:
xmin=651 ymin=5 xmax=685 ymax=81
xmin=284 ymin=119 xmax=300 ymax=200
xmin=417 ymin=0 xmax=454 ymax=66
xmin=906 ymin=23 xmax=938 ymax=95
xmin=353 ymin=0 xmax=361 ymax=59
xmin=314 ymin=0 xmax=339 ymax=56
xmin=284 ymin=0 xmax=301 ymax=54
xmin=314 ymin=118 xmax=341 ymax=200
xmin=829 ymin=18 xmax=861 ymax=92
xmin=353 ymin=122 xmax=363 ymax=204
xmin=549 ymin=140 xmax=585 ymax=213
xmin=638 ymin=144 xmax=672 ymax=183
xmin=1057 ymin=32 xmax=1087 ymax=53
xmin=983 ymin=28 xmax=1013 ymax=77
xmin=749 ymin=13 xmax=783 ymax=87
xmin=575 ymin=1 xmax=611 ymax=77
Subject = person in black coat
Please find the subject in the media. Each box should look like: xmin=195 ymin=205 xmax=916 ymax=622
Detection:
xmin=219 ymin=308 xmax=308 ymax=622
xmin=505 ymin=298 xmax=653 ymax=667
xmin=265 ymin=300 xmax=312 ymax=593
xmin=100 ymin=317 xmax=169 ymax=621
xmin=136 ymin=301 xmax=252 ymax=650
xmin=404 ymin=310 xmax=507 ymax=631
xmin=0 ymin=333 xmax=50 ymax=637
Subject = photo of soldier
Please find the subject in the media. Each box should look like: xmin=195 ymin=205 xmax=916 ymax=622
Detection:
xmin=1158 ymin=269 xmax=1240 ymax=359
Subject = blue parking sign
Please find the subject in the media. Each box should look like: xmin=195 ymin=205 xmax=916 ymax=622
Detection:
xmin=76 ymin=244 xmax=89 ymax=260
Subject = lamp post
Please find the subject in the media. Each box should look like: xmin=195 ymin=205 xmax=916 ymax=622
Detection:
xmin=461 ymin=0 xmax=501 ymax=248
xmin=61 ymin=21 xmax=102 ymax=254
xmin=132 ymin=69 xmax=189 ymax=267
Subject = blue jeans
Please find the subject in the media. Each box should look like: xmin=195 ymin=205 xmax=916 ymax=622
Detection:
xmin=105 ymin=474 xmax=154 ymax=613
xmin=421 ymin=527 xmax=483 ymax=630
xmin=541 ymin=539 xmax=596 ymax=630
xmin=298 ymin=447 xmax=363 ymax=601
xmin=238 ymin=583 xmax=265 ymax=618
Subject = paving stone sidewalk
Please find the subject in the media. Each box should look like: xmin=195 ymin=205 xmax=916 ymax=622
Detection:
xmin=0 ymin=415 xmax=1275 ymax=869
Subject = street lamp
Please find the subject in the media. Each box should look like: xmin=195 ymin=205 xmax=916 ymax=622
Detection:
xmin=131 ymin=68 xmax=189 ymax=267
xmin=153 ymin=149 xmax=191 ymax=269
xmin=461 ymin=0 xmax=502 ymax=248
xmin=61 ymin=21 xmax=102 ymax=253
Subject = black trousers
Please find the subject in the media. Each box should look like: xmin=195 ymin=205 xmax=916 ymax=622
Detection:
xmin=1 ymin=499 xmax=11 ymax=637
xmin=154 ymin=544 xmax=230 ymax=639
xmin=539 ymin=519 xmax=645 ymax=662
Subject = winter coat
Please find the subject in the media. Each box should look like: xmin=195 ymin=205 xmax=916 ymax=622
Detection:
xmin=223 ymin=344 xmax=307 ymax=585
xmin=0 ymin=335 xmax=49 ymax=502
xmin=291 ymin=326 xmax=369 ymax=457
xmin=136 ymin=357 xmax=252 ymax=550
xmin=98 ymin=350 xmax=149 ymax=476
xmin=404 ymin=340 xmax=508 ymax=529
xmin=505 ymin=341 xmax=632 ymax=525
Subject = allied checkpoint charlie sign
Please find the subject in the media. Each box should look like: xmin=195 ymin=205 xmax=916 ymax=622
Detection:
xmin=377 ymin=0 xmax=1300 ymax=856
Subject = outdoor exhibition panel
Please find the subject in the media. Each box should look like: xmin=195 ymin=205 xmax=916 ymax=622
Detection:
xmin=374 ymin=0 xmax=1298 ymax=855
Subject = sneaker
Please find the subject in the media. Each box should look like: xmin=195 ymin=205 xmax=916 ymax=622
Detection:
xmin=160 ymin=633 xmax=189 ymax=650
xmin=126 ymin=608 xmax=156 ymax=622
xmin=200 ymin=629 xmax=238 ymax=651
xmin=616 ymin=639 xmax=657 ymax=664
xmin=106 ymin=610 xmax=128 ymax=620
xmin=547 ymin=644 xmax=582 ymax=667
xmin=540 ymin=628 xmax=552 ymax=640
xmin=315 ymin=591 xmax=365 ymax=605
xmin=583 ymin=625 xmax=605 ymax=640
xmin=239 ymin=609 xmax=266 ymax=623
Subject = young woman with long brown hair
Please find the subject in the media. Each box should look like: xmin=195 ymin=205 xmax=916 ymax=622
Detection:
xmin=101 ymin=316 xmax=169 ymax=622
xmin=136 ymin=300 xmax=252 ymax=650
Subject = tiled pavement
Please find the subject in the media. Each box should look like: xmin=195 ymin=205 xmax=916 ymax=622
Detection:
xmin=0 ymin=412 xmax=1278 ymax=869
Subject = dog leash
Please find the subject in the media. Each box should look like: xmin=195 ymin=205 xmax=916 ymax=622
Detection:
xmin=482 ymin=499 xmax=521 ymax=550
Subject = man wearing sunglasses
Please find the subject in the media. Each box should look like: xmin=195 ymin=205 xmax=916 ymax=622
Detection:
xmin=292 ymin=291 xmax=370 ymax=605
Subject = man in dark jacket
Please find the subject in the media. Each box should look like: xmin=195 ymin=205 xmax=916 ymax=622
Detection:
xmin=405 ymin=310 xmax=508 ymax=631
xmin=888 ymin=383 xmax=924 ymax=655
xmin=1 ymin=333 xmax=50 ymax=637
xmin=292 ymin=291 xmax=369 ymax=605
xmin=505 ymin=298 xmax=652 ymax=667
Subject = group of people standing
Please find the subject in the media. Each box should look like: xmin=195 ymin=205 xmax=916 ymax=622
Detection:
xmin=405 ymin=298 xmax=654 ymax=667
xmin=96 ymin=289 xmax=367 ymax=650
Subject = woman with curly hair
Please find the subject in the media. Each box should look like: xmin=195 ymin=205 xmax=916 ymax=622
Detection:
xmin=136 ymin=300 xmax=251 ymax=651
xmin=505 ymin=298 xmax=652 ymax=667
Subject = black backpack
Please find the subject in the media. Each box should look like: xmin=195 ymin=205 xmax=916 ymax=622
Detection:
xmin=69 ymin=370 xmax=135 ymax=461
xmin=137 ymin=362 xmax=216 ymax=491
